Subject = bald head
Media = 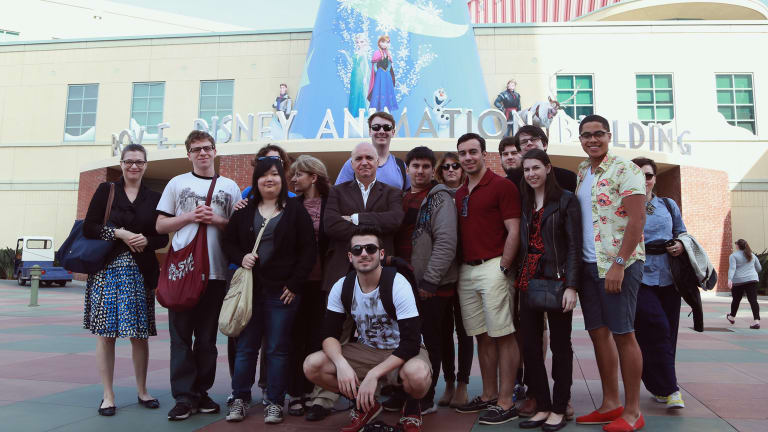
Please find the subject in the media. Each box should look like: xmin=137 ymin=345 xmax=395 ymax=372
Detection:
xmin=351 ymin=141 xmax=378 ymax=185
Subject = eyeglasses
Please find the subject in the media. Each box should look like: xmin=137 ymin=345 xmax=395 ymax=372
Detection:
xmin=519 ymin=137 xmax=542 ymax=146
xmin=121 ymin=160 xmax=146 ymax=167
xmin=461 ymin=195 xmax=470 ymax=217
xmin=188 ymin=145 xmax=215 ymax=154
xmin=442 ymin=162 xmax=461 ymax=171
xmin=258 ymin=155 xmax=283 ymax=162
xmin=644 ymin=173 xmax=655 ymax=181
xmin=579 ymin=130 xmax=609 ymax=140
xmin=370 ymin=124 xmax=393 ymax=132
xmin=350 ymin=244 xmax=380 ymax=256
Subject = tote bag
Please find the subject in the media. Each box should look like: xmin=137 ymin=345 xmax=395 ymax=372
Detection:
xmin=156 ymin=175 xmax=218 ymax=311
xmin=58 ymin=183 xmax=115 ymax=274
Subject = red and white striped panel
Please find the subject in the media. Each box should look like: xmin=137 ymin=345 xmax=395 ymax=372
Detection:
xmin=468 ymin=0 xmax=625 ymax=24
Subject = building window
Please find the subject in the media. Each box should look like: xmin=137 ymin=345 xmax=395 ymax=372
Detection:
xmin=636 ymin=74 xmax=674 ymax=125
xmin=716 ymin=74 xmax=756 ymax=134
xmin=64 ymin=84 xmax=98 ymax=141
xmin=556 ymin=75 xmax=594 ymax=120
xmin=131 ymin=82 xmax=165 ymax=135
xmin=199 ymin=80 xmax=234 ymax=126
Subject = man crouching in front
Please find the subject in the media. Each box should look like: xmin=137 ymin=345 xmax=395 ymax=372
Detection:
xmin=304 ymin=227 xmax=432 ymax=432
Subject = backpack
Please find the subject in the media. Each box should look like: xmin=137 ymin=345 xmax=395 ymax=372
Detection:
xmin=395 ymin=157 xmax=407 ymax=191
xmin=340 ymin=256 xmax=420 ymax=321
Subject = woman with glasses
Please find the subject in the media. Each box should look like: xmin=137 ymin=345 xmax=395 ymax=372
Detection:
xmin=517 ymin=149 xmax=581 ymax=431
xmin=285 ymin=155 xmax=331 ymax=416
xmin=82 ymin=144 xmax=169 ymax=416
xmin=433 ymin=151 xmax=472 ymax=408
xmin=631 ymin=157 xmax=687 ymax=410
xmin=222 ymin=157 xmax=316 ymax=424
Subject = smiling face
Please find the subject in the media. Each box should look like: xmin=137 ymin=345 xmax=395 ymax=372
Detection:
xmin=351 ymin=142 xmax=378 ymax=183
xmin=379 ymin=39 xmax=389 ymax=50
xmin=523 ymin=157 xmax=550 ymax=191
xmin=120 ymin=150 xmax=146 ymax=182
xmin=348 ymin=234 xmax=383 ymax=274
xmin=407 ymin=158 xmax=434 ymax=190
xmin=291 ymin=170 xmax=316 ymax=195
xmin=187 ymin=139 xmax=217 ymax=173
xmin=369 ymin=116 xmax=394 ymax=154
xmin=579 ymin=121 xmax=611 ymax=161
xmin=257 ymin=165 xmax=282 ymax=199
xmin=457 ymin=138 xmax=485 ymax=176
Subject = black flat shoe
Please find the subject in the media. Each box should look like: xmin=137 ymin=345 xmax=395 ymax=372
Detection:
xmin=542 ymin=418 xmax=568 ymax=432
xmin=98 ymin=400 xmax=116 ymax=416
xmin=305 ymin=404 xmax=331 ymax=421
xmin=519 ymin=418 xmax=547 ymax=429
xmin=138 ymin=396 xmax=160 ymax=409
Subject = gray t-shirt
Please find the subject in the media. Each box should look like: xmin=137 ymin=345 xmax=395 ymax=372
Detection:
xmin=578 ymin=167 xmax=597 ymax=263
xmin=253 ymin=211 xmax=283 ymax=265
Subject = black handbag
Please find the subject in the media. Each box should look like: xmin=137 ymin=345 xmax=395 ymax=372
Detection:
xmin=526 ymin=279 xmax=565 ymax=312
xmin=57 ymin=183 xmax=115 ymax=274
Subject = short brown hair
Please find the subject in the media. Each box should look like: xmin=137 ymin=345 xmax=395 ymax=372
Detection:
xmin=513 ymin=125 xmax=548 ymax=152
xmin=632 ymin=157 xmax=657 ymax=175
xmin=185 ymin=130 xmax=215 ymax=152
xmin=367 ymin=111 xmax=396 ymax=128
xmin=498 ymin=137 xmax=516 ymax=154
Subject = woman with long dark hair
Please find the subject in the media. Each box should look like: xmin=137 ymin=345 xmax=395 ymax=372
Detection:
xmin=516 ymin=149 xmax=581 ymax=431
xmin=222 ymin=157 xmax=316 ymax=424
xmin=82 ymin=143 xmax=168 ymax=416
xmin=727 ymin=238 xmax=762 ymax=329
xmin=285 ymin=155 xmax=331 ymax=416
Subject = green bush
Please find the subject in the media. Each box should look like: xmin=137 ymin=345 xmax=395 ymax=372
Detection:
xmin=0 ymin=247 xmax=15 ymax=279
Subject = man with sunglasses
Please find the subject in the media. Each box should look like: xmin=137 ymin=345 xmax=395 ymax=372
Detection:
xmin=156 ymin=130 xmax=242 ymax=421
xmin=453 ymin=133 xmax=522 ymax=425
xmin=503 ymin=125 xmax=577 ymax=193
xmin=574 ymin=115 xmax=647 ymax=432
xmin=304 ymin=227 xmax=432 ymax=432
xmin=335 ymin=112 xmax=410 ymax=191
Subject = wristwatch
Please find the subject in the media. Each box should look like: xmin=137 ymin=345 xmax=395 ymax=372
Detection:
xmin=614 ymin=256 xmax=626 ymax=267
xmin=500 ymin=265 xmax=510 ymax=275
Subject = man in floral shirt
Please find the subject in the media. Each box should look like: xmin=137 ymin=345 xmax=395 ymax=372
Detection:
xmin=573 ymin=115 xmax=647 ymax=432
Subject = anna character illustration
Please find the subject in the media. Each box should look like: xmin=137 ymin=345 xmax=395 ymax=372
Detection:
xmin=367 ymin=35 xmax=398 ymax=112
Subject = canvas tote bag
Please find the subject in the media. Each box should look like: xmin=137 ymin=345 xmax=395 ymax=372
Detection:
xmin=58 ymin=182 xmax=115 ymax=274
xmin=156 ymin=175 xmax=218 ymax=311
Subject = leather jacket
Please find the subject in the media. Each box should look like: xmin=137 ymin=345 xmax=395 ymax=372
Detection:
xmin=519 ymin=190 xmax=582 ymax=290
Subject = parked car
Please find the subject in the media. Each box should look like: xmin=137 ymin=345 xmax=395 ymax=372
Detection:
xmin=14 ymin=236 xmax=73 ymax=287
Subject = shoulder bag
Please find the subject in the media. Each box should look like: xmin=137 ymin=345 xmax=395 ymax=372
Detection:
xmin=58 ymin=183 xmax=115 ymax=274
xmin=525 ymin=208 xmax=566 ymax=312
xmin=156 ymin=175 xmax=218 ymax=311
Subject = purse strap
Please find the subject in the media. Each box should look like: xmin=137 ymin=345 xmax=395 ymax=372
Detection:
xmin=103 ymin=182 xmax=115 ymax=225
xmin=251 ymin=205 xmax=279 ymax=255
xmin=204 ymin=175 xmax=219 ymax=207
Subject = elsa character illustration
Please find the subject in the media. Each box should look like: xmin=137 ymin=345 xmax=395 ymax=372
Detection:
xmin=345 ymin=34 xmax=369 ymax=116
xmin=367 ymin=35 xmax=398 ymax=112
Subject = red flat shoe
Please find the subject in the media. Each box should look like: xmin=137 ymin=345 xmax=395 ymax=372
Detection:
xmin=576 ymin=406 xmax=624 ymax=425
xmin=603 ymin=414 xmax=645 ymax=432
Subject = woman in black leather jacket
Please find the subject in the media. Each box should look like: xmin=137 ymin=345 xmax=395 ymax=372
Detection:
xmin=516 ymin=149 xmax=582 ymax=432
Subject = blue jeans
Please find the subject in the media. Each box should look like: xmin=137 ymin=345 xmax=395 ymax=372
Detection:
xmin=231 ymin=289 xmax=300 ymax=404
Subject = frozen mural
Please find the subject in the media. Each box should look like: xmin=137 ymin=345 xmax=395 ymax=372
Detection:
xmin=289 ymin=0 xmax=494 ymax=139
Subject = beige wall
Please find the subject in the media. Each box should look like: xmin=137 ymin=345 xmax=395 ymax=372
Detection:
xmin=0 ymin=22 xmax=767 ymax=250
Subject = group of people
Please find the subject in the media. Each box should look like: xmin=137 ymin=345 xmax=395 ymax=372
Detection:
xmin=79 ymin=109 xmax=761 ymax=432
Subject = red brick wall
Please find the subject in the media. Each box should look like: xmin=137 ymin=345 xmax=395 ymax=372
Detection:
xmin=219 ymin=154 xmax=255 ymax=192
xmin=76 ymin=168 xmax=121 ymax=219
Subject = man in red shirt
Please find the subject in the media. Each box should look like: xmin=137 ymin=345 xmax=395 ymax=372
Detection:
xmin=453 ymin=133 xmax=522 ymax=425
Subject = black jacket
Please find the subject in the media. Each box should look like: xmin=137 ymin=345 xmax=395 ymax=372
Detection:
xmin=83 ymin=179 xmax=169 ymax=290
xmin=222 ymin=197 xmax=317 ymax=295
xmin=519 ymin=190 xmax=582 ymax=290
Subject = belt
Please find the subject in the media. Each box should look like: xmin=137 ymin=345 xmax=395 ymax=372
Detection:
xmin=465 ymin=258 xmax=495 ymax=266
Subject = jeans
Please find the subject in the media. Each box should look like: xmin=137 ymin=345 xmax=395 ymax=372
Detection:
xmin=231 ymin=288 xmax=300 ymax=404
xmin=420 ymin=293 xmax=450 ymax=404
xmin=731 ymin=282 xmax=761 ymax=320
xmin=519 ymin=295 xmax=573 ymax=414
xmin=635 ymin=284 xmax=680 ymax=397
xmin=440 ymin=293 xmax=473 ymax=384
xmin=169 ymin=279 xmax=226 ymax=405
xmin=287 ymin=281 xmax=326 ymax=397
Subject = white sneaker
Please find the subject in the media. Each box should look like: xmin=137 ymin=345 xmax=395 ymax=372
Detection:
xmin=264 ymin=403 xmax=284 ymax=424
xmin=226 ymin=398 xmax=247 ymax=422
xmin=652 ymin=394 xmax=668 ymax=403
xmin=666 ymin=391 xmax=685 ymax=409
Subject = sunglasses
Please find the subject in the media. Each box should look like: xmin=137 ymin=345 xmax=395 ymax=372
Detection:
xmin=645 ymin=173 xmax=655 ymax=181
xmin=442 ymin=162 xmax=461 ymax=171
xmin=579 ymin=130 xmax=609 ymax=140
xmin=258 ymin=155 xmax=283 ymax=162
xmin=188 ymin=145 xmax=215 ymax=154
xmin=370 ymin=124 xmax=393 ymax=132
xmin=350 ymin=244 xmax=380 ymax=256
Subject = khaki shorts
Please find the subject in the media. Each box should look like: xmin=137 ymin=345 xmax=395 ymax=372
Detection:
xmin=458 ymin=256 xmax=516 ymax=337
xmin=342 ymin=342 xmax=431 ymax=386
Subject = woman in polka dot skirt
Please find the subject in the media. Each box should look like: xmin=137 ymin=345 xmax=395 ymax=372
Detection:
xmin=82 ymin=144 xmax=169 ymax=416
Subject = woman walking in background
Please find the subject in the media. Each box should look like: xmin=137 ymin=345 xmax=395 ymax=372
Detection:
xmin=727 ymin=239 xmax=762 ymax=329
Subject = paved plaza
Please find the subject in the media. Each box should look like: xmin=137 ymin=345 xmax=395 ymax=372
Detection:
xmin=0 ymin=279 xmax=766 ymax=432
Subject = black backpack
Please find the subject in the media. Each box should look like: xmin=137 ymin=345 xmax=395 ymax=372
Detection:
xmin=340 ymin=256 xmax=420 ymax=320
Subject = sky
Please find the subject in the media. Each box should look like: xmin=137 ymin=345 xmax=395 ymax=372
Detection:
xmin=111 ymin=0 xmax=321 ymax=30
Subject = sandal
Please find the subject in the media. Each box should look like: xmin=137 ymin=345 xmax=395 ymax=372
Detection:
xmin=288 ymin=398 xmax=305 ymax=416
xmin=726 ymin=314 xmax=735 ymax=324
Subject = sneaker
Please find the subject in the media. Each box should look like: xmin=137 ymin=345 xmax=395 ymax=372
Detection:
xmin=197 ymin=395 xmax=220 ymax=414
xmin=226 ymin=398 xmax=248 ymax=422
xmin=478 ymin=404 xmax=519 ymax=425
xmin=666 ymin=391 xmax=685 ymax=409
xmin=398 ymin=413 xmax=423 ymax=432
xmin=341 ymin=401 xmax=382 ymax=432
xmin=226 ymin=393 xmax=234 ymax=406
xmin=455 ymin=396 xmax=498 ymax=413
xmin=652 ymin=394 xmax=668 ymax=404
xmin=750 ymin=323 xmax=760 ymax=330
xmin=167 ymin=402 xmax=196 ymax=421
xmin=420 ymin=402 xmax=438 ymax=415
xmin=264 ymin=403 xmax=284 ymax=424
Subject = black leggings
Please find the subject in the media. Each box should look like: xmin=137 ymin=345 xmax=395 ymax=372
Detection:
xmin=731 ymin=282 xmax=761 ymax=321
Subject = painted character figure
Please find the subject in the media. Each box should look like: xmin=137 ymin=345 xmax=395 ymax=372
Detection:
xmin=273 ymin=83 xmax=292 ymax=117
xmin=367 ymin=35 xmax=398 ymax=112
xmin=346 ymin=34 xmax=370 ymax=116
xmin=494 ymin=79 xmax=522 ymax=136
xmin=425 ymin=88 xmax=453 ymax=137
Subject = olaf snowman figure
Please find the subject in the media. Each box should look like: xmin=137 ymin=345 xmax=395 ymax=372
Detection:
xmin=424 ymin=88 xmax=452 ymax=135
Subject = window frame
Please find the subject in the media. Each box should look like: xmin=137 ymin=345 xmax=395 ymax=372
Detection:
xmin=715 ymin=73 xmax=757 ymax=135
xmin=635 ymin=73 xmax=675 ymax=125
xmin=130 ymin=82 xmax=166 ymax=135
xmin=198 ymin=79 xmax=235 ymax=127
xmin=555 ymin=74 xmax=595 ymax=121
xmin=63 ymin=83 xmax=99 ymax=142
